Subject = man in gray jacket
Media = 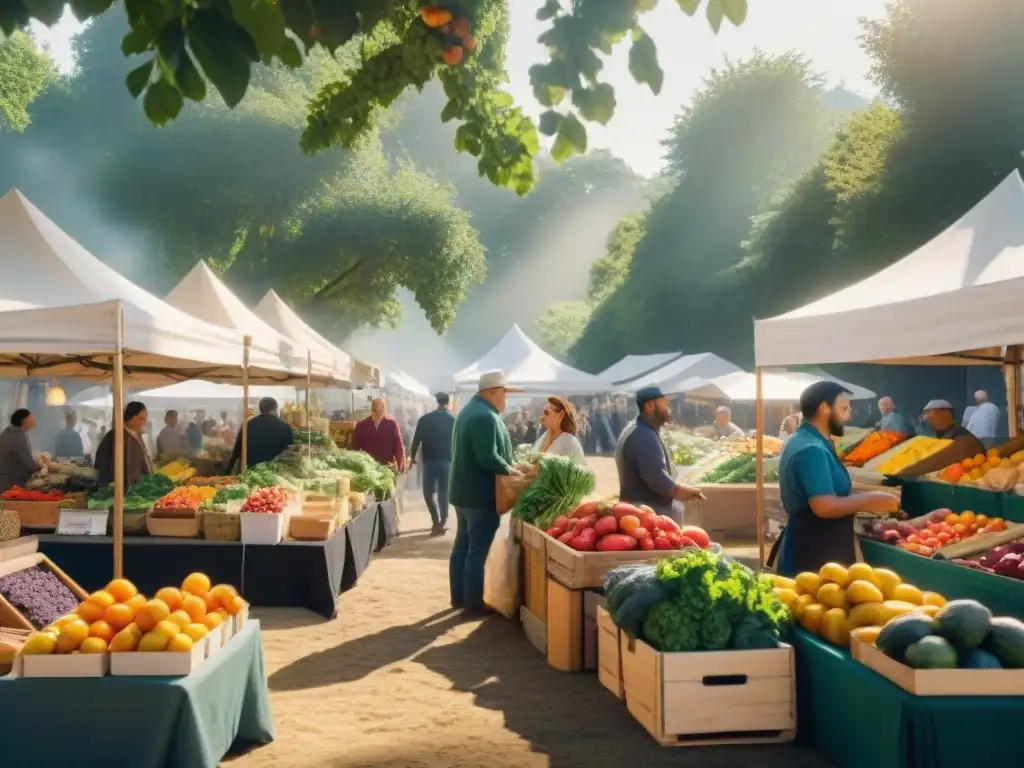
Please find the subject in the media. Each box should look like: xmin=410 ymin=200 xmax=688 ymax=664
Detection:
xmin=616 ymin=387 xmax=704 ymax=524
xmin=0 ymin=409 xmax=46 ymax=493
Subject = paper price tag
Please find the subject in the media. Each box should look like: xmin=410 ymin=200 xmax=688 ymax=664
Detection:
xmin=56 ymin=509 xmax=108 ymax=536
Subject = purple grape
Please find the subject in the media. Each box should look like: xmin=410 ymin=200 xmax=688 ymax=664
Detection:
xmin=0 ymin=566 xmax=80 ymax=629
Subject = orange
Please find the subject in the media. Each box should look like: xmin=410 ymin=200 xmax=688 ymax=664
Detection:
xmin=168 ymin=610 xmax=192 ymax=630
xmin=52 ymin=613 xmax=80 ymax=628
xmin=202 ymin=612 xmax=224 ymax=630
xmin=224 ymin=595 xmax=246 ymax=616
xmin=961 ymin=458 xmax=975 ymax=470
xmin=167 ymin=634 xmax=194 ymax=653
xmin=976 ymin=514 xmax=989 ymax=526
xmin=215 ymin=608 xmax=229 ymax=619
xmin=180 ymin=594 xmax=207 ymax=623
xmin=105 ymin=578 xmax=138 ymax=603
xmin=109 ymin=626 xmax=140 ymax=653
xmin=103 ymin=603 xmax=135 ymax=630
xmin=153 ymin=620 xmax=182 ymax=640
xmin=138 ymin=631 xmax=170 ymax=652
xmin=135 ymin=599 xmax=171 ymax=633
xmin=88 ymin=620 xmax=115 ymax=643
xmin=79 ymin=637 xmax=107 ymax=654
xmin=155 ymin=587 xmax=184 ymax=611
xmin=618 ymin=515 xmax=640 ymax=534
xmin=194 ymin=590 xmax=218 ymax=613
xmin=184 ymin=623 xmax=209 ymax=642
xmin=181 ymin=572 xmax=211 ymax=596
xmin=210 ymin=584 xmax=238 ymax=608
xmin=56 ymin=619 xmax=90 ymax=654
xmin=76 ymin=598 xmax=107 ymax=624
xmin=959 ymin=511 xmax=976 ymax=526
xmin=943 ymin=513 xmax=959 ymax=526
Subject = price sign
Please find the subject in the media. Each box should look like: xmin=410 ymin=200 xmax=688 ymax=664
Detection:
xmin=56 ymin=509 xmax=108 ymax=536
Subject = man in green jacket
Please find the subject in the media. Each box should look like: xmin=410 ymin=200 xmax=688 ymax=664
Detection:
xmin=449 ymin=370 xmax=522 ymax=613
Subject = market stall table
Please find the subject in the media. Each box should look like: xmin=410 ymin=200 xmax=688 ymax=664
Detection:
xmin=242 ymin=527 xmax=347 ymax=618
xmin=376 ymin=498 xmax=399 ymax=551
xmin=343 ymin=503 xmax=382 ymax=591
xmin=794 ymin=628 xmax=1023 ymax=767
xmin=0 ymin=620 xmax=274 ymax=768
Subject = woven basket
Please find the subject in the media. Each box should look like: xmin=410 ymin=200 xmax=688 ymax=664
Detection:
xmin=0 ymin=510 xmax=20 ymax=542
xmin=203 ymin=511 xmax=241 ymax=542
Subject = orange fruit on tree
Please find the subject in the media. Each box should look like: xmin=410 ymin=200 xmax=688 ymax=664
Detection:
xmin=181 ymin=572 xmax=211 ymax=596
xmin=79 ymin=637 xmax=107 ymax=654
xmin=103 ymin=602 xmax=135 ymax=630
xmin=224 ymin=595 xmax=246 ymax=616
xmin=166 ymin=633 xmax=194 ymax=653
xmin=155 ymin=587 xmax=184 ymax=611
xmin=88 ymin=620 xmax=115 ymax=643
xmin=135 ymin=598 xmax=171 ymax=632
xmin=180 ymin=594 xmax=207 ymax=622
xmin=442 ymin=45 xmax=464 ymax=66
xmin=105 ymin=578 xmax=138 ymax=603
xmin=210 ymin=584 xmax=238 ymax=608
xmin=202 ymin=612 xmax=224 ymax=630
xmin=168 ymin=610 xmax=192 ymax=630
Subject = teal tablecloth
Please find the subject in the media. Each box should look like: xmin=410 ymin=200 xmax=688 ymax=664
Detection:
xmin=794 ymin=629 xmax=1024 ymax=767
xmin=897 ymin=478 xmax=1021 ymax=521
xmin=0 ymin=620 xmax=274 ymax=767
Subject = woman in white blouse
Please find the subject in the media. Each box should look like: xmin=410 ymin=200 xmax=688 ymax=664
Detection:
xmin=534 ymin=396 xmax=586 ymax=462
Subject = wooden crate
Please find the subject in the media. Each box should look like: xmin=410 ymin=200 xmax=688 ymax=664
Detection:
xmin=851 ymin=636 xmax=1024 ymax=696
xmin=0 ymin=552 xmax=88 ymax=631
xmin=521 ymin=524 xmax=548 ymax=620
xmin=0 ymin=536 xmax=39 ymax=564
xmin=583 ymin=591 xmax=606 ymax=671
xmin=520 ymin=605 xmax=546 ymax=655
xmin=597 ymin=606 xmax=624 ymax=699
xmin=620 ymin=635 xmax=796 ymax=746
xmin=545 ymin=535 xmax=662 ymax=589
xmin=546 ymin=578 xmax=583 ymax=672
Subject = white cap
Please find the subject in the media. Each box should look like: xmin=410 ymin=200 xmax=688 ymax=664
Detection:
xmin=716 ymin=405 xmax=731 ymax=415
xmin=923 ymin=399 xmax=953 ymax=411
xmin=478 ymin=370 xmax=523 ymax=393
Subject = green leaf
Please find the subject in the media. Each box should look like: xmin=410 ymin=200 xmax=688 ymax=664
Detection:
xmin=68 ymin=0 xmax=116 ymax=22
xmin=551 ymin=111 xmax=587 ymax=162
xmin=706 ymin=0 xmax=724 ymax=33
xmin=440 ymin=99 xmax=460 ymax=123
xmin=229 ymin=0 xmax=288 ymax=62
xmin=142 ymin=78 xmax=184 ymax=125
xmin=24 ymin=0 xmax=66 ymax=25
xmin=121 ymin=28 xmax=153 ymax=55
xmin=125 ymin=61 xmax=153 ymax=99
xmin=628 ymin=31 xmax=664 ymax=95
xmin=187 ymin=8 xmax=252 ymax=107
xmin=573 ymin=83 xmax=616 ymax=125
xmin=721 ymin=0 xmax=747 ymax=25
xmin=175 ymin=50 xmax=207 ymax=102
xmin=536 ymin=0 xmax=561 ymax=21
xmin=308 ymin=0 xmax=360 ymax=52
xmin=675 ymin=0 xmax=702 ymax=15
xmin=538 ymin=110 xmax=562 ymax=137
xmin=278 ymin=36 xmax=303 ymax=67
xmin=279 ymin=0 xmax=317 ymax=46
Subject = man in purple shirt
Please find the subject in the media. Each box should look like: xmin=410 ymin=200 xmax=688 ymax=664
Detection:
xmin=351 ymin=397 xmax=406 ymax=470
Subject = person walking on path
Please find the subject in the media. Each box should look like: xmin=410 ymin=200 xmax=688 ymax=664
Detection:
xmin=351 ymin=397 xmax=406 ymax=471
xmin=410 ymin=393 xmax=456 ymax=536
xmin=448 ymin=371 xmax=522 ymax=614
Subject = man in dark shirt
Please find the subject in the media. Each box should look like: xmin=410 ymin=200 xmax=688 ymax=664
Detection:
xmin=351 ymin=397 xmax=406 ymax=470
xmin=410 ymin=393 xmax=456 ymax=536
xmin=225 ymin=397 xmax=294 ymax=473
xmin=615 ymin=387 xmax=704 ymax=523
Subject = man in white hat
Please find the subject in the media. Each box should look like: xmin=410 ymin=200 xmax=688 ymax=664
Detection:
xmin=899 ymin=399 xmax=985 ymax=477
xmin=448 ymin=370 xmax=522 ymax=614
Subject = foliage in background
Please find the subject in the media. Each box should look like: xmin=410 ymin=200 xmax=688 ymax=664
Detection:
xmin=0 ymin=0 xmax=746 ymax=195
xmin=0 ymin=32 xmax=54 ymax=131
xmin=532 ymin=300 xmax=591 ymax=360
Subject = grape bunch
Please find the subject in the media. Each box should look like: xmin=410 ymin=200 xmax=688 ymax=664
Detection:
xmin=0 ymin=566 xmax=80 ymax=629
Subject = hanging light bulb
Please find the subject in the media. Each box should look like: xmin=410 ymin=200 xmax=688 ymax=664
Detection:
xmin=45 ymin=384 xmax=67 ymax=407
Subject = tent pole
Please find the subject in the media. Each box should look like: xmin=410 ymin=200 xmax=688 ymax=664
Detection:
xmin=241 ymin=336 xmax=251 ymax=472
xmin=1005 ymin=345 xmax=1021 ymax=438
xmin=755 ymin=366 xmax=766 ymax=567
xmin=112 ymin=305 xmax=125 ymax=579
xmin=306 ymin=350 xmax=312 ymax=432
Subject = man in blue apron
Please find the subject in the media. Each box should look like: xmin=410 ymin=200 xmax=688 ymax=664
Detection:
xmin=772 ymin=381 xmax=899 ymax=576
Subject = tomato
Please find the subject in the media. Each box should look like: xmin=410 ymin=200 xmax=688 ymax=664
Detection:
xmin=593 ymin=516 xmax=619 ymax=537
xmin=557 ymin=531 xmax=575 ymax=545
xmin=595 ymin=534 xmax=638 ymax=552
xmin=653 ymin=537 xmax=674 ymax=550
xmin=627 ymin=526 xmax=651 ymax=541
xmin=655 ymin=515 xmax=680 ymax=532
xmin=638 ymin=536 xmax=656 ymax=551
xmin=575 ymin=514 xmax=597 ymax=531
xmin=553 ymin=515 xmax=570 ymax=530
xmin=619 ymin=515 xmax=641 ymax=534
xmin=680 ymin=526 xmax=710 ymax=549
xmin=679 ymin=535 xmax=697 ymax=549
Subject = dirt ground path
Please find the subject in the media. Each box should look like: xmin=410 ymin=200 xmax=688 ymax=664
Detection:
xmin=230 ymin=459 xmax=832 ymax=768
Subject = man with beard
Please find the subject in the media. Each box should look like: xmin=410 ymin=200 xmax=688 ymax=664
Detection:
xmin=615 ymin=387 xmax=705 ymax=524
xmin=773 ymin=381 xmax=899 ymax=576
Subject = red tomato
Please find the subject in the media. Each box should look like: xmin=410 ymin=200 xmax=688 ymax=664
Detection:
xmin=653 ymin=537 xmax=674 ymax=550
xmin=557 ymin=531 xmax=575 ymax=545
xmin=678 ymin=535 xmax=697 ymax=549
xmin=638 ymin=536 xmax=656 ymax=551
xmin=593 ymin=516 xmax=619 ymax=537
xmin=628 ymin=526 xmax=651 ymax=540
xmin=680 ymin=526 xmax=710 ymax=549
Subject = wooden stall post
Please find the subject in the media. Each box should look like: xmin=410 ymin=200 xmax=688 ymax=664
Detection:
xmin=306 ymin=350 xmax=312 ymax=433
xmin=1004 ymin=345 xmax=1021 ymax=438
xmin=241 ymin=335 xmax=251 ymax=471
xmin=112 ymin=305 xmax=125 ymax=579
xmin=755 ymin=366 xmax=766 ymax=566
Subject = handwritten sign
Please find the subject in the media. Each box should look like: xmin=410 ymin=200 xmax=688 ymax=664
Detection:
xmin=56 ymin=509 xmax=108 ymax=537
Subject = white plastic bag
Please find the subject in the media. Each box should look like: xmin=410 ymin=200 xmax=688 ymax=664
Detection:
xmin=483 ymin=514 xmax=521 ymax=618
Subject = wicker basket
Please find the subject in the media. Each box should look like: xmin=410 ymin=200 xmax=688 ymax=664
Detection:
xmin=146 ymin=510 xmax=201 ymax=538
xmin=203 ymin=511 xmax=241 ymax=542
xmin=0 ymin=510 xmax=20 ymax=542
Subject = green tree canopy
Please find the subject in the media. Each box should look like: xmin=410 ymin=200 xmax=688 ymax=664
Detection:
xmin=0 ymin=0 xmax=748 ymax=195
xmin=0 ymin=31 xmax=54 ymax=131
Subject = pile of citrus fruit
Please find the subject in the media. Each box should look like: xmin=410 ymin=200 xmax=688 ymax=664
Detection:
xmin=20 ymin=572 xmax=246 ymax=656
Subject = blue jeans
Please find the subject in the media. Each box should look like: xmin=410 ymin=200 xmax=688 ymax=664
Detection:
xmin=449 ymin=507 xmax=500 ymax=610
xmin=422 ymin=460 xmax=450 ymax=528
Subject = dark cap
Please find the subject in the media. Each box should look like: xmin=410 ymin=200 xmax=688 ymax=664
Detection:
xmin=636 ymin=386 xmax=666 ymax=410
xmin=799 ymin=380 xmax=853 ymax=419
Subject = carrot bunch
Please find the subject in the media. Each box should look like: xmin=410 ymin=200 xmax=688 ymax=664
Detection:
xmin=842 ymin=430 xmax=906 ymax=467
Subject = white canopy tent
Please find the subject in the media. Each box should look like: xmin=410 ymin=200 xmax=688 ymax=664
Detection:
xmin=0 ymin=190 xmax=246 ymax=383
xmin=166 ymin=262 xmax=336 ymax=384
xmin=599 ymin=353 xmax=682 ymax=385
xmin=255 ymin=289 xmax=380 ymax=388
xmin=453 ymin=324 xmax=613 ymax=394
xmin=78 ymin=380 xmax=298 ymax=409
xmin=670 ymin=371 xmax=875 ymax=403
xmin=385 ymin=370 xmax=433 ymax=399
xmin=620 ymin=352 xmax=743 ymax=390
xmin=755 ymin=170 xmax=1024 ymax=367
